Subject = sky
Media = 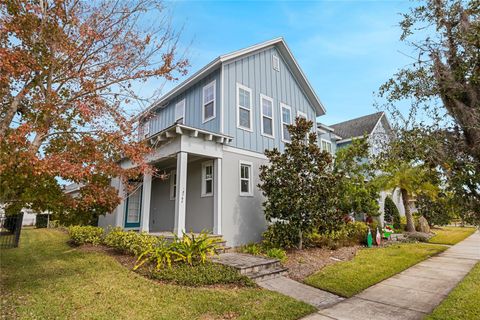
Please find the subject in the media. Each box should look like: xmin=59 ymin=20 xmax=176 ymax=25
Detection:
xmin=137 ymin=0 xmax=415 ymax=126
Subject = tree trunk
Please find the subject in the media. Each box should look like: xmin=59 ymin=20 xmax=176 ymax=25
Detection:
xmin=401 ymin=188 xmax=415 ymax=232
xmin=298 ymin=229 xmax=303 ymax=250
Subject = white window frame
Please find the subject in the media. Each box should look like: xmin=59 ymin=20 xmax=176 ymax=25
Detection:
xmin=169 ymin=170 xmax=176 ymax=200
xmin=260 ymin=94 xmax=274 ymax=138
xmin=321 ymin=139 xmax=333 ymax=154
xmin=175 ymin=99 xmax=186 ymax=122
xmin=297 ymin=110 xmax=307 ymax=119
xmin=272 ymin=54 xmax=280 ymax=72
xmin=236 ymin=83 xmax=253 ymax=132
xmin=239 ymin=160 xmax=253 ymax=197
xmin=280 ymin=103 xmax=292 ymax=143
xmin=202 ymin=80 xmax=216 ymax=123
xmin=201 ymin=160 xmax=214 ymax=197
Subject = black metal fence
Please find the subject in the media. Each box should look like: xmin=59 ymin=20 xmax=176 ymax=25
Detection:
xmin=0 ymin=213 xmax=24 ymax=249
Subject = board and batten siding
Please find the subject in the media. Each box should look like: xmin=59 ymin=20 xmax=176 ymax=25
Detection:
xmin=147 ymin=69 xmax=221 ymax=136
xmin=223 ymin=46 xmax=318 ymax=153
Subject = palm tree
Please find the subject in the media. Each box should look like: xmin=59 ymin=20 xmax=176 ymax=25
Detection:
xmin=376 ymin=163 xmax=437 ymax=232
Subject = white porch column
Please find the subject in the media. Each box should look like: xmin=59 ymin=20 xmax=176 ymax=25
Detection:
xmin=140 ymin=172 xmax=152 ymax=232
xmin=114 ymin=177 xmax=125 ymax=227
xmin=174 ymin=152 xmax=188 ymax=237
xmin=213 ymin=158 xmax=222 ymax=235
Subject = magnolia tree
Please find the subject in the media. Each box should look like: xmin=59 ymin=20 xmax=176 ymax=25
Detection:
xmin=258 ymin=118 xmax=341 ymax=249
xmin=0 ymin=0 xmax=188 ymax=216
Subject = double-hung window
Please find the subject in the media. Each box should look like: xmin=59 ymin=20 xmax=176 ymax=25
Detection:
xmin=321 ymin=140 xmax=333 ymax=154
xmin=169 ymin=170 xmax=177 ymax=200
xmin=203 ymin=81 xmax=216 ymax=123
xmin=237 ymin=83 xmax=253 ymax=131
xmin=175 ymin=99 xmax=185 ymax=123
xmin=239 ymin=161 xmax=253 ymax=196
xmin=201 ymin=161 xmax=213 ymax=197
xmin=281 ymin=103 xmax=292 ymax=142
xmin=260 ymin=94 xmax=274 ymax=138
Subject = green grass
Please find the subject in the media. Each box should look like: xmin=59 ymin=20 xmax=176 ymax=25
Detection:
xmin=426 ymin=263 xmax=480 ymax=320
xmin=304 ymin=243 xmax=447 ymax=297
xmin=428 ymin=226 xmax=476 ymax=245
xmin=0 ymin=229 xmax=315 ymax=319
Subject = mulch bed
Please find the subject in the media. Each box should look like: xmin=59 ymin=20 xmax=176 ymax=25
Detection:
xmin=285 ymin=246 xmax=360 ymax=281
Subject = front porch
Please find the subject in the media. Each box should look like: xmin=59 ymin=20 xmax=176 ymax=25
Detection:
xmin=114 ymin=124 xmax=231 ymax=237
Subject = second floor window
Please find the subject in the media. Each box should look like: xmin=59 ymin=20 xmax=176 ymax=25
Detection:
xmin=237 ymin=84 xmax=253 ymax=131
xmin=321 ymin=140 xmax=333 ymax=154
xmin=281 ymin=103 xmax=292 ymax=142
xmin=261 ymin=95 xmax=274 ymax=137
xmin=175 ymin=99 xmax=185 ymax=123
xmin=203 ymin=81 xmax=216 ymax=123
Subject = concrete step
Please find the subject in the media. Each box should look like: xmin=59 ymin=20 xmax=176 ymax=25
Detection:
xmin=246 ymin=267 xmax=288 ymax=281
xmin=239 ymin=260 xmax=282 ymax=275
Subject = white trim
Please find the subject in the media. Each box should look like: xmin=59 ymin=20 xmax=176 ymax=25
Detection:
xmin=202 ymin=80 xmax=216 ymax=123
xmin=220 ymin=65 xmax=225 ymax=134
xmin=337 ymin=135 xmax=364 ymax=144
xmin=239 ymin=160 xmax=253 ymax=197
xmin=213 ymin=158 xmax=222 ymax=234
xmin=370 ymin=112 xmax=385 ymax=136
xmin=169 ymin=170 xmax=177 ymax=200
xmin=297 ymin=110 xmax=307 ymax=119
xmin=201 ymin=160 xmax=214 ymax=197
xmin=140 ymin=172 xmax=152 ymax=232
xmin=280 ymin=103 xmax=292 ymax=143
xmin=272 ymin=54 xmax=280 ymax=71
xmin=236 ymin=83 xmax=253 ymax=132
xmin=223 ymin=145 xmax=267 ymax=160
xmin=260 ymin=94 xmax=274 ymax=138
xmin=175 ymin=99 xmax=186 ymax=122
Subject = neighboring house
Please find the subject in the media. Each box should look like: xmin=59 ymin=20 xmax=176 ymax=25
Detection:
xmin=63 ymin=183 xmax=83 ymax=198
xmin=329 ymin=111 xmax=406 ymax=223
xmin=98 ymin=38 xmax=335 ymax=246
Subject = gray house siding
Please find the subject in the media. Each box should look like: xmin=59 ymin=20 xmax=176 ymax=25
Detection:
xmin=147 ymin=69 xmax=221 ymax=136
xmin=317 ymin=132 xmax=338 ymax=155
xmin=223 ymin=46 xmax=318 ymax=154
xmin=221 ymin=148 xmax=267 ymax=246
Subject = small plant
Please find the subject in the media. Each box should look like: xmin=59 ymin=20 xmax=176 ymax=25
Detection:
xmin=173 ymin=231 xmax=221 ymax=265
xmin=133 ymin=240 xmax=183 ymax=270
xmin=262 ymin=222 xmax=299 ymax=249
xmin=103 ymin=227 xmax=161 ymax=255
xmin=266 ymin=248 xmax=287 ymax=263
xmin=68 ymin=226 xmax=104 ymax=245
xmin=240 ymin=243 xmax=263 ymax=255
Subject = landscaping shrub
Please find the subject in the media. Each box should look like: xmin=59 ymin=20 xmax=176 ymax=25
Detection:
xmin=239 ymin=243 xmax=263 ymax=255
xmin=262 ymin=222 xmax=300 ymax=249
xmin=134 ymin=231 xmax=221 ymax=270
xmin=103 ymin=227 xmax=161 ymax=255
xmin=35 ymin=214 xmax=49 ymax=228
xmin=150 ymin=262 xmax=254 ymax=287
xmin=266 ymin=248 xmax=287 ymax=263
xmin=384 ymin=196 xmax=401 ymax=229
xmin=68 ymin=225 xmax=104 ymax=245
xmin=307 ymin=222 xmax=370 ymax=249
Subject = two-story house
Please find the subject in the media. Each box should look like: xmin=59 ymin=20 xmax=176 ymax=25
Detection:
xmin=98 ymin=38 xmax=337 ymax=246
xmin=328 ymin=111 xmax=406 ymax=223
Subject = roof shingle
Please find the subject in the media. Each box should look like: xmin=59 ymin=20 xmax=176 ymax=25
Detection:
xmin=330 ymin=112 xmax=384 ymax=139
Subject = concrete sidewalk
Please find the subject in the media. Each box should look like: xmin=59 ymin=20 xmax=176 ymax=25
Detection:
xmin=303 ymin=231 xmax=480 ymax=320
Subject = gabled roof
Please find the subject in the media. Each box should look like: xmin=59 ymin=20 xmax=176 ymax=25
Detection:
xmin=330 ymin=112 xmax=386 ymax=140
xmin=138 ymin=37 xmax=326 ymax=120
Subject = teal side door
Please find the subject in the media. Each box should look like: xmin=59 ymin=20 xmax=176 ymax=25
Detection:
xmin=124 ymin=188 xmax=142 ymax=228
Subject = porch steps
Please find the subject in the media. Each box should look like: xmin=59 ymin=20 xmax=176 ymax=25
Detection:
xmin=211 ymin=252 xmax=288 ymax=281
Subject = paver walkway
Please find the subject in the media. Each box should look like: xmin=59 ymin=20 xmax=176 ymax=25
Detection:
xmin=257 ymin=276 xmax=344 ymax=308
xmin=302 ymin=231 xmax=480 ymax=320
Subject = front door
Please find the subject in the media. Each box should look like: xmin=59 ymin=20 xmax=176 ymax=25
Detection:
xmin=124 ymin=187 xmax=142 ymax=228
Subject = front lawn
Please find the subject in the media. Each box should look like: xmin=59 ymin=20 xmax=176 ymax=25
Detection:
xmin=304 ymin=243 xmax=446 ymax=297
xmin=0 ymin=229 xmax=315 ymax=319
xmin=428 ymin=226 xmax=476 ymax=245
xmin=426 ymin=263 xmax=480 ymax=320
